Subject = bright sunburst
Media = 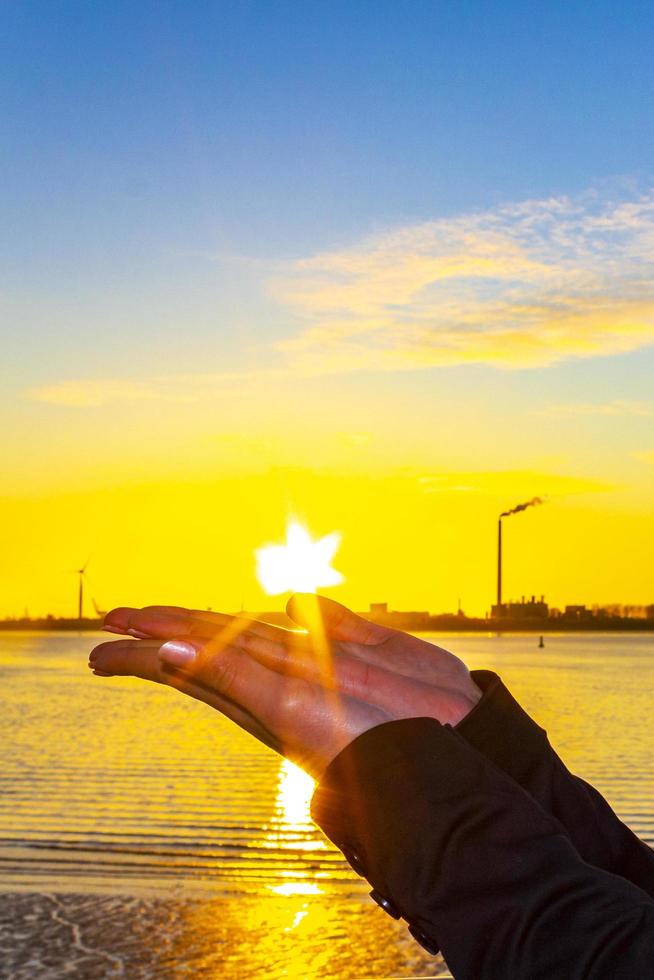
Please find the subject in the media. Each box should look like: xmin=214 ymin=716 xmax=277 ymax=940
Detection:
xmin=255 ymin=520 xmax=344 ymax=595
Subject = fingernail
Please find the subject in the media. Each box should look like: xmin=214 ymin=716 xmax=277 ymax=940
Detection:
xmin=127 ymin=629 xmax=150 ymax=639
xmin=158 ymin=640 xmax=197 ymax=666
xmin=93 ymin=668 xmax=113 ymax=677
xmin=102 ymin=626 xmax=125 ymax=635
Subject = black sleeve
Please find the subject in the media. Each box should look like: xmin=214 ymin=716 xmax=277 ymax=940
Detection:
xmin=311 ymin=719 xmax=654 ymax=980
xmin=455 ymin=670 xmax=654 ymax=896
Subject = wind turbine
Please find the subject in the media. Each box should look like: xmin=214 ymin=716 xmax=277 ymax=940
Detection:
xmin=74 ymin=557 xmax=92 ymax=621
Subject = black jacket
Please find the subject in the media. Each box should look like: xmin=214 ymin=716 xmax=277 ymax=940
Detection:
xmin=311 ymin=670 xmax=654 ymax=979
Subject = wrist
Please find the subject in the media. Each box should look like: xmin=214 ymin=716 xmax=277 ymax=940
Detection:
xmin=450 ymin=677 xmax=482 ymax=726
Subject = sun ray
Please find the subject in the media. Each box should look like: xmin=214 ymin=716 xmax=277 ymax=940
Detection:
xmin=254 ymin=523 xmax=347 ymax=770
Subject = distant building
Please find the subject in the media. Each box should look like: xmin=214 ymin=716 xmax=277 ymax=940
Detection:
xmin=492 ymin=595 xmax=549 ymax=620
xmin=369 ymin=602 xmax=388 ymax=616
xmin=563 ymin=604 xmax=594 ymax=622
xmin=367 ymin=603 xmax=430 ymax=630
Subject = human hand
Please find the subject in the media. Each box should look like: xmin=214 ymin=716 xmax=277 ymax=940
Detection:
xmin=91 ymin=597 xmax=480 ymax=777
xmin=103 ymin=596 xmax=481 ymax=725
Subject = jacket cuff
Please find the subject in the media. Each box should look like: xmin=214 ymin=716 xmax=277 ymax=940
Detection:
xmin=456 ymin=669 xmax=548 ymax=781
xmin=311 ymin=717 xmax=454 ymax=871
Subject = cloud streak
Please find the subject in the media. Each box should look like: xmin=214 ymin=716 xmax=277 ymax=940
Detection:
xmin=271 ymin=187 xmax=654 ymax=371
xmin=25 ymin=370 xmax=283 ymax=407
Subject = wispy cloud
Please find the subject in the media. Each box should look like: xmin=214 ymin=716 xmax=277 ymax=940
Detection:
xmin=539 ymin=400 xmax=654 ymax=418
xmin=271 ymin=187 xmax=654 ymax=371
xmin=25 ymin=186 xmax=654 ymax=406
xmin=25 ymin=370 xmax=285 ymax=407
xmin=27 ymin=378 xmax=184 ymax=407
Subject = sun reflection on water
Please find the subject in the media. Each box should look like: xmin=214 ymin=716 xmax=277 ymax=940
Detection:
xmin=264 ymin=758 xmax=327 ymax=896
xmin=276 ymin=758 xmax=315 ymax=827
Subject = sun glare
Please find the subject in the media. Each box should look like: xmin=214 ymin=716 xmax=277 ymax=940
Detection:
xmin=276 ymin=757 xmax=316 ymax=827
xmin=255 ymin=520 xmax=344 ymax=595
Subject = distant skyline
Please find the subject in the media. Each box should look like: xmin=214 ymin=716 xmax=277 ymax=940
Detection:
xmin=1 ymin=2 xmax=653 ymax=616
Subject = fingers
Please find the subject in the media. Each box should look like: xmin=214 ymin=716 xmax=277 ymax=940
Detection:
xmin=286 ymin=594 xmax=390 ymax=645
xmin=104 ymin=605 xmax=195 ymax=631
xmin=103 ymin=605 xmax=292 ymax=644
xmin=90 ymin=638 xmax=164 ymax=682
xmin=103 ymin=607 xmax=208 ymax=642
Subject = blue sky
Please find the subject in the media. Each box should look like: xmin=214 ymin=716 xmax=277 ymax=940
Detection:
xmin=4 ymin=1 xmax=654 ymax=259
xmin=3 ymin=0 xmax=654 ymax=405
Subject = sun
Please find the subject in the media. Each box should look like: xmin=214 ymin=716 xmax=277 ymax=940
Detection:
xmin=255 ymin=521 xmax=344 ymax=595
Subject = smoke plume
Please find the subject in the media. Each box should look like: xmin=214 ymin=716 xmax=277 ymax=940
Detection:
xmin=500 ymin=497 xmax=543 ymax=518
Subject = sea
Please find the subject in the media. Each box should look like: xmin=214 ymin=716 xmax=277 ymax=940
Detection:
xmin=1 ymin=631 xmax=653 ymax=979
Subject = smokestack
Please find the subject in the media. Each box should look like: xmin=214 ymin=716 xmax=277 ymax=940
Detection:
xmin=496 ymin=497 xmax=544 ymax=614
xmin=497 ymin=518 xmax=502 ymax=608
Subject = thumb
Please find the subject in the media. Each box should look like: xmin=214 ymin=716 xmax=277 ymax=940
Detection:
xmin=286 ymin=594 xmax=389 ymax=645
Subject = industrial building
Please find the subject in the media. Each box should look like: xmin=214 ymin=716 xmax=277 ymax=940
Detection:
xmin=491 ymin=595 xmax=549 ymax=621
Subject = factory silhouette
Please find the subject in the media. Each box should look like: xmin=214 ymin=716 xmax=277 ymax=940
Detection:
xmin=356 ymin=498 xmax=654 ymax=632
xmin=355 ymin=496 xmax=654 ymax=632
